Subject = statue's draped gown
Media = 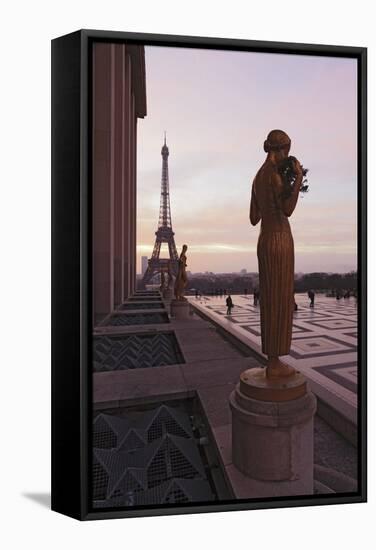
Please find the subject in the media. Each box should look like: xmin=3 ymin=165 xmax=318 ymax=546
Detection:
xmin=174 ymin=252 xmax=187 ymax=299
xmin=252 ymin=161 xmax=294 ymax=356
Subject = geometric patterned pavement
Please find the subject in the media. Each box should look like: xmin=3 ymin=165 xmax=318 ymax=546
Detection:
xmin=119 ymin=302 xmax=165 ymax=310
xmin=93 ymin=332 xmax=185 ymax=372
xmin=128 ymin=296 xmax=164 ymax=302
xmin=104 ymin=312 xmax=170 ymax=326
xmin=92 ymin=404 xmax=215 ymax=508
xmin=188 ymin=293 xmax=358 ymax=414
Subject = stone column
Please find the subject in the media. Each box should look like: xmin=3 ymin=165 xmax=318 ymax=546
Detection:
xmin=133 ymin=114 xmax=137 ymax=293
xmin=122 ymin=51 xmax=132 ymax=301
xmin=113 ymin=44 xmax=125 ymax=308
xmin=92 ymin=43 xmax=115 ymax=324
xmin=230 ymin=367 xmax=317 ymax=496
xmin=93 ymin=43 xmax=145 ymax=316
xmin=129 ymin=93 xmax=137 ymax=294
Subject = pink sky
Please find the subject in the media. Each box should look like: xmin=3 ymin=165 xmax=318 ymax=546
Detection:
xmin=137 ymin=46 xmax=357 ymax=274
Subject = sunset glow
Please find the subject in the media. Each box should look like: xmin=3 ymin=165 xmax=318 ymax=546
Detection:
xmin=137 ymin=46 xmax=357 ymax=274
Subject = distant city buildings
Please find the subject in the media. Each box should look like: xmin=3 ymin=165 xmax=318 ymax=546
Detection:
xmin=240 ymin=268 xmax=247 ymax=274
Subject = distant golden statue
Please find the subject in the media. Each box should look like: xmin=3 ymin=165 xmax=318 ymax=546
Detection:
xmin=174 ymin=245 xmax=188 ymax=300
xmin=250 ymin=130 xmax=303 ymax=379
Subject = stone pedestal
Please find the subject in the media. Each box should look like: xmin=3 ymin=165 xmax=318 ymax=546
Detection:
xmin=162 ymin=288 xmax=174 ymax=300
xmin=230 ymin=367 xmax=316 ymax=494
xmin=170 ymin=299 xmax=190 ymax=319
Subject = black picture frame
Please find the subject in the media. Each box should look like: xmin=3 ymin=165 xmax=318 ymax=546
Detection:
xmin=51 ymin=29 xmax=367 ymax=520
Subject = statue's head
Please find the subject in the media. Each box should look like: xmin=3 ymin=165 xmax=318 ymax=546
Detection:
xmin=264 ymin=130 xmax=291 ymax=160
xmin=182 ymin=244 xmax=188 ymax=252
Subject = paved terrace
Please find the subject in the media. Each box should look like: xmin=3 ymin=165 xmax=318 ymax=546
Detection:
xmin=188 ymin=293 xmax=358 ymax=440
xmin=93 ymin=304 xmax=253 ymax=430
xmin=93 ymin=291 xmax=358 ymax=498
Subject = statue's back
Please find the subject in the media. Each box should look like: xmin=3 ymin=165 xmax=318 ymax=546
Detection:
xmin=253 ymin=161 xmax=290 ymax=234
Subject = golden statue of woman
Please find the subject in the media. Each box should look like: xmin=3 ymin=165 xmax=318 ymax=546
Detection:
xmin=250 ymin=130 xmax=303 ymax=379
xmin=174 ymin=245 xmax=188 ymax=300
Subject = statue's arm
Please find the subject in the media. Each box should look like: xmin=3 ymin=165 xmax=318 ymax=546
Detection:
xmin=272 ymin=170 xmax=302 ymax=217
xmin=250 ymin=181 xmax=261 ymax=225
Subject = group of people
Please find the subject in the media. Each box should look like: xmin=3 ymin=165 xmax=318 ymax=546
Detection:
xmin=306 ymin=288 xmax=357 ymax=307
xmin=194 ymin=288 xmax=228 ymax=298
xmin=225 ymin=288 xmax=260 ymax=315
xmin=212 ymin=288 xmax=228 ymax=297
xmin=226 ymin=287 xmax=354 ymax=314
xmin=326 ymin=288 xmax=356 ymax=299
xmin=226 ymin=288 xmax=311 ymax=315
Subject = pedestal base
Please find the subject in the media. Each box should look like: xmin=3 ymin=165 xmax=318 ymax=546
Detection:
xmin=240 ymin=367 xmax=307 ymax=402
xmin=230 ymin=368 xmax=316 ymax=492
xmin=170 ymin=299 xmax=190 ymax=319
xmin=162 ymin=288 xmax=174 ymax=300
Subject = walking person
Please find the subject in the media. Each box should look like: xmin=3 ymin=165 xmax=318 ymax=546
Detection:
xmin=253 ymin=288 xmax=259 ymax=306
xmin=226 ymin=294 xmax=234 ymax=316
xmin=308 ymin=289 xmax=315 ymax=308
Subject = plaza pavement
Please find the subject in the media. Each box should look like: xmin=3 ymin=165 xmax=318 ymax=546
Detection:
xmin=93 ymin=291 xmax=358 ymax=497
xmin=188 ymin=292 xmax=358 ymax=442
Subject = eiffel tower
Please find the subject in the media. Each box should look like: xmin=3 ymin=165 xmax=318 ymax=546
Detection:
xmin=142 ymin=135 xmax=179 ymax=286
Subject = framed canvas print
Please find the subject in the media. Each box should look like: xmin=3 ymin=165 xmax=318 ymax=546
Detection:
xmin=51 ymin=29 xmax=367 ymax=520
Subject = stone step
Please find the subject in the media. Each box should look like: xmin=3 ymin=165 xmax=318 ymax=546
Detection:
xmin=314 ymin=464 xmax=358 ymax=493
